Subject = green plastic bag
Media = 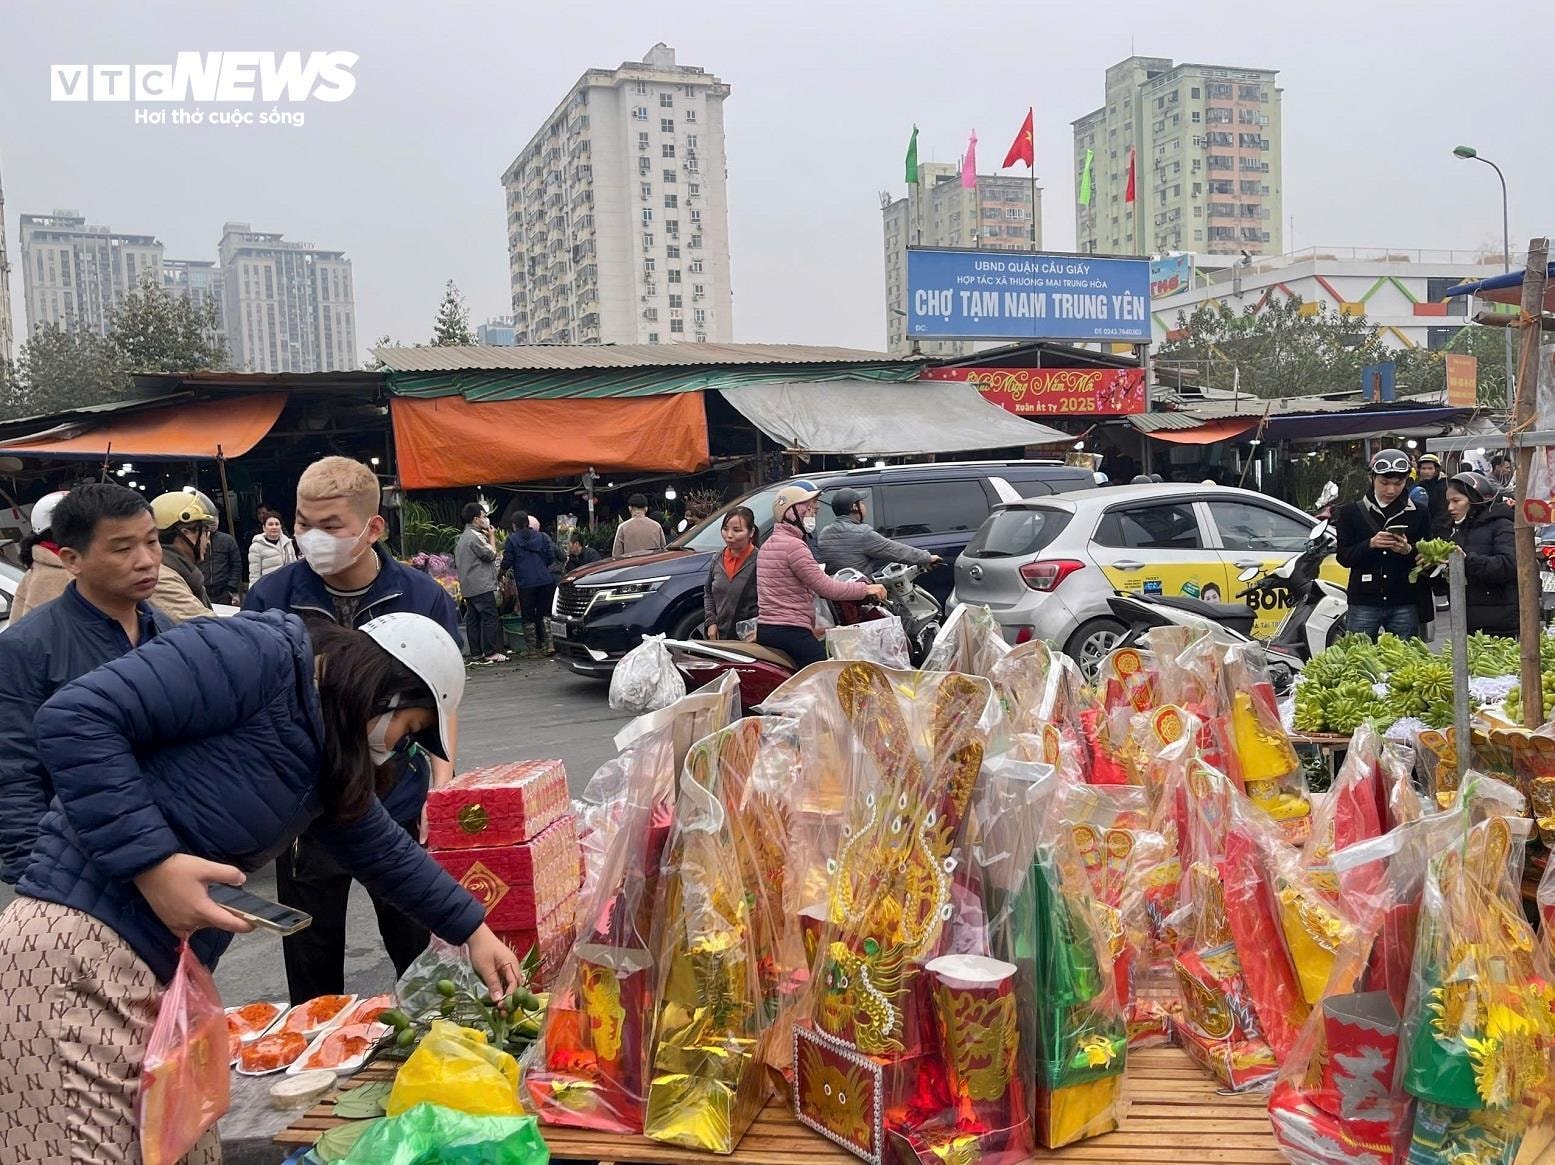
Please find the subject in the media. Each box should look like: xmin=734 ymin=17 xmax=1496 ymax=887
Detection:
xmin=338 ymin=1102 xmax=549 ymax=1165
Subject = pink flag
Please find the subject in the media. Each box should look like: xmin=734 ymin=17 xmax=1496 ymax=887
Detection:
xmin=961 ymin=130 xmax=978 ymax=188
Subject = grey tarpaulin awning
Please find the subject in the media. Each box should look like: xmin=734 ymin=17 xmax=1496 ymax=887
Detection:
xmin=718 ymin=380 xmax=1069 ymax=455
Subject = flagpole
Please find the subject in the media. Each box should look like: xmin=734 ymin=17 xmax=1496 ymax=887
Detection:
xmin=1028 ymin=108 xmax=1037 ymax=252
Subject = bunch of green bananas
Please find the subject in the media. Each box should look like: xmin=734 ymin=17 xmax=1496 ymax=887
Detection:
xmin=1409 ymin=537 xmax=1458 ymax=583
xmin=1505 ymin=670 xmax=1555 ymax=725
xmin=1440 ymin=632 xmax=1521 ymax=680
xmin=1293 ymin=675 xmax=1386 ymax=735
xmin=1389 ymin=659 xmax=1454 ymax=704
xmin=1374 ymin=632 xmax=1430 ymax=673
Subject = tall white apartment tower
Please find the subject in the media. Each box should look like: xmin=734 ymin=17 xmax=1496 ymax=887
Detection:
xmin=217 ymin=222 xmax=357 ymax=372
xmin=19 ymin=210 xmax=164 ymax=336
xmin=501 ymin=44 xmax=734 ymax=345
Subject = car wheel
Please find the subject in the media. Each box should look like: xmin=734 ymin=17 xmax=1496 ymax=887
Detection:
xmin=669 ymin=610 xmax=706 ymax=641
xmin=1066 ymin=617 xmax=1128 ymax=680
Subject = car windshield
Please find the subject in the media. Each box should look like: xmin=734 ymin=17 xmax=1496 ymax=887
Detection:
xmin=674 ymin=485 xmax=785 ymax=552
xmin=965 ymin=507 xmax=1071 ymax=558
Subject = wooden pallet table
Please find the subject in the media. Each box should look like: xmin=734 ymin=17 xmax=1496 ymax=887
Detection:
xmin=275 ymin=1047 xmax=1288 ymax=1163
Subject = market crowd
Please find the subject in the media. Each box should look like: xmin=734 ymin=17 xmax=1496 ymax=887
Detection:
xmin=0 ymin=457 xmax=525 ymax=1163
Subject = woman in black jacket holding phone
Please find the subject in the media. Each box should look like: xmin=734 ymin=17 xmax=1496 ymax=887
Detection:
xmin=1444 ymin=470 xmax=1517 ymax=635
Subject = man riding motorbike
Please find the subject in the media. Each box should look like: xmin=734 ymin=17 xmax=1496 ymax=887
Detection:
xmin=817 ymin=486 xmax=943 ymax=576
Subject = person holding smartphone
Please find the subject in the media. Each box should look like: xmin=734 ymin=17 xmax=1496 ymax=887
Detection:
xmin=1334 ymin=448 xmax=1433 ymax=640
xmin=0 ymin=610 xmax=520 ymax=1164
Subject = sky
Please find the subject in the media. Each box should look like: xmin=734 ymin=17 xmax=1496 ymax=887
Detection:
xmin=2 ymin=0 xmax=1549 ymax=357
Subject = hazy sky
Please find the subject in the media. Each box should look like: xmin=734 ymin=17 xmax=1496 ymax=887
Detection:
xmin=3 ymin=0 xmax=1548 ymax=357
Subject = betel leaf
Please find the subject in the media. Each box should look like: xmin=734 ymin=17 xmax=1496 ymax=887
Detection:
xmin=332 ymin=1079 xmax=393 ymax=1119
xmin=313 ymin=1117 xmax=382 ymax=1163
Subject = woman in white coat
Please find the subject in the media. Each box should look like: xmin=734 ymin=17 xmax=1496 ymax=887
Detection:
xmin=248 ymin=512 xmax=297 ymax=586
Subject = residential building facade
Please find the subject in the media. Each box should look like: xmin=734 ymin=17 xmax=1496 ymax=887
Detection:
xmin=475 ymin=316 xmax=516 ymax=345
xmin=0 ymin=158 xmax=12 ymax=363
xmin=1073 ymin=57 xmax=1283 ymax=259
xmin=500 ymin=43 xmax=734 ymax=346
xmin=881 ymin=163 xmax=1042 ymax=357
xmin=19 ymin=210 xmax=164 ymax=336
xmin=1150 ymin=246 xmax=1507 ymax=351
xmin=217 ymin=222 xmax=357 ymax=372
xmin=161 ymin=258 xmax=226 ymax=347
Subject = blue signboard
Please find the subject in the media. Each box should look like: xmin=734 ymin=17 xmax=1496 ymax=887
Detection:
xmin=905 ymin=247 xmax=1152 ymax=343
xmin=1361 ymin=362 xmax=1397 ymax=403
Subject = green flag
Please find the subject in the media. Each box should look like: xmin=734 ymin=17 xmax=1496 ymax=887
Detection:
xmin=905 ymin=124 xmax=919 ymax=184
xmin=1078 ymin=147 xmax=1094 ymax=206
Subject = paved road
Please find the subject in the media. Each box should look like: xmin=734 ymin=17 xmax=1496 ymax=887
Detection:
xmin=0 ymin=657 xmax=630 ymax=1008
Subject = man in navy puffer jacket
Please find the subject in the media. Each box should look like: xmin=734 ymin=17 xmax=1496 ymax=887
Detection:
xmin=0 ymin=484 xmax=170 ymax=884
xmin=243 ymin=456 xmax=464 ymax=1002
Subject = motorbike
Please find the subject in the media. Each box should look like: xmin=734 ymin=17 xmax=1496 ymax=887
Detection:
xmin=663 ymin=560 xmax=943 ymax=707
xmin=1105 ymin=521 xmax=1345 ymax=695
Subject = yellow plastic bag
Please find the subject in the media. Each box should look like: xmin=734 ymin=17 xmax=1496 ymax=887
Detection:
xmin=385 ymin=1021 xmax=522 ymax=1118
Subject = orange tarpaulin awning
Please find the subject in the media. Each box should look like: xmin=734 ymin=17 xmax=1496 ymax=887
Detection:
xmin=390 ymin=393 xmax=710 ymax=489
xmin=0 ymin=393 xmax=287 ymax=459
xmin=1147 ymin=418 xmax=1259 ymax=445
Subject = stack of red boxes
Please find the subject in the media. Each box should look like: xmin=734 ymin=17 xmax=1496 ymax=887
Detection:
xmin=428 ymin=759 xmax=580 ymax=987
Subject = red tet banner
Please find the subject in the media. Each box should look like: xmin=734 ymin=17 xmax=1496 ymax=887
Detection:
xmin=920 ymin=365 xmax=1147 ymax=416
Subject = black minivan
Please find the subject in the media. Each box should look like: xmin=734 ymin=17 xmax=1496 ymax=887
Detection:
xmin=550 ymin=460 xmax=1098 ymax=675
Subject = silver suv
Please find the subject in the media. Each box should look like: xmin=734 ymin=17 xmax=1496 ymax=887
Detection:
xmin=950 ymin=483 xmax=1329 ymax=674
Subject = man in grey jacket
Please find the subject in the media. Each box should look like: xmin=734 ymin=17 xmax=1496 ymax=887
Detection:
xmin=818 ymin=488 xmax=942 ymax=576
xmin=455 ymin=503 xmax=507 ymax=663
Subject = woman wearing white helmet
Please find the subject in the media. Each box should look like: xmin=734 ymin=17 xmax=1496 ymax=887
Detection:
xmin=754 ymin=480 xmax=886 ymax=669
xmin=0 ymin=608 xmax=520 ymax=1162
xmin=9 ymin=489 xmax=71 ymax=623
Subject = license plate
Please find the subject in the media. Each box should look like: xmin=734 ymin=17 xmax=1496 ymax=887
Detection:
xmin=549 ymin=619 xmax=568 ymax=640
xmin=1542 ymin=573 xmax=1555 ymax=594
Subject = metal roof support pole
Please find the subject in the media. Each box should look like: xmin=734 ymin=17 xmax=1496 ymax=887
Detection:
xmin=1512 ymin=237 xmax=1549 ymax=726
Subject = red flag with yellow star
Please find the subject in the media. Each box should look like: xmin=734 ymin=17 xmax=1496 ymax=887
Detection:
xmin=1001 ymin=108 xmax=1034 ymax=169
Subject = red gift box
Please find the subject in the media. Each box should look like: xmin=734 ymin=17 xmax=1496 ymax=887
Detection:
xmin=495 ymin=890 xmax=577 ymax=990
xmin=433 ymin=815 xmax=581 ymax=931
xmin=427 ymin=758 xmax=569 ymax=850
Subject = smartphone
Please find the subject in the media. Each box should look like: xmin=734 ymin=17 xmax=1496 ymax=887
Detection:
xmin=207 ymin=884 xmax=313 ymax=935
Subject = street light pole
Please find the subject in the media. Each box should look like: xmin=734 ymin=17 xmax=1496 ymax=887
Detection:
xmin=1453 ymin=145 xmax=1516 ymax=403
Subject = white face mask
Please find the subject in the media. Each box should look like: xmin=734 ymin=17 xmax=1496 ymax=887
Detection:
xmin=366 ymin=694 xmax=402 ymax=767
xmin=297 ymin=524 xmax=371 ymax=576
xmin=801 ymin=514 xmax=817 ymax=534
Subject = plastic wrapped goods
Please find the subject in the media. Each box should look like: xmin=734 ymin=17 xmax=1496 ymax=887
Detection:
xmin=525 ymin=676 xmax=739 ymax=1133
xmin=921 ymin=603 xmax=1010 ymax=677
xmin=138 ymin=942 xmax=230 ymax=1165
xmin=642 ymin=717 xmax=802 ymax=1153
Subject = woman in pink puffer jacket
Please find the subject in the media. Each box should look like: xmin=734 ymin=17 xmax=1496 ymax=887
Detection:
xmin=755 ymin=481 xmax=885 ymax=669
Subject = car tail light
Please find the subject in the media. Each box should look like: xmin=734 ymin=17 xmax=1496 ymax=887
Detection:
xmin=1012 ymin=625 xmax=1036 ymax=645
xmin=1018 ymin=559 xmax=1086 ymax=592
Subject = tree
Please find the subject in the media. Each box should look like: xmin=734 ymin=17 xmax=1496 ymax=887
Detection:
xmin=1393 ymin=323 xmax=1510 ymax=410
xmin=1155 ymin=296 xmax=1393 ymax=399
xmin=3 ymin=323 xmax=126 ymax=418
xmin=429 ymin=280 xmax=473 ymax=346
xmin=108 ymin=273 xmax=228 ymax=372
xmin=363 ymin=333 xmax=400 ymax=371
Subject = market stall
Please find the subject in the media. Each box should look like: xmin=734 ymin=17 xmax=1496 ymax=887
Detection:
xmin=181 ymin=607 xmax=1555 ymax=1165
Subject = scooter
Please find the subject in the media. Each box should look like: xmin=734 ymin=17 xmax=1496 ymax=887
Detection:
xmin=1106 ymin=588 xmax=1298 ymax=695
xmin=663 ymin=561 xmax=943 ymax=707
xmin=1236 ymin=519 xmax=1347 ymax=666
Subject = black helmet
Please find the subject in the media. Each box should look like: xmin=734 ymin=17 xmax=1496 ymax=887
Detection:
xmin=1447 ymin=470 xmax=1497 ymax=507
xmin=830 ymin=487 xmax=868 ymax=516
xmin=1368 ymin=448 xmax=1411 ymax=476
xmin=1129 ymin=474 xmax=1152 ymax=485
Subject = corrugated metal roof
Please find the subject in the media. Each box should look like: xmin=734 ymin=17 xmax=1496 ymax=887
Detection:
xmin=386 ymin=362 xmax=921 ymax=401
xmin=373 ymin=342 xmax=901 ymax=374
xmin=1128 ymin=411 xmax=1212 ymax=433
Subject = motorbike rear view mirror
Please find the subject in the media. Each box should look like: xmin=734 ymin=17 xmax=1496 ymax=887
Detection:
xmin=1237 ymin=565 xmax=1260 ymax=583
xmin=1309 ymin=519 xmax=1331 ymax=542
xmin=1315 ymin=481 xmax=1339 ymax=509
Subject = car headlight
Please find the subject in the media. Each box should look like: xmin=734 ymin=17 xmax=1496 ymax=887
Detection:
xmin=585 ymin=576 xmax=669 ymax=605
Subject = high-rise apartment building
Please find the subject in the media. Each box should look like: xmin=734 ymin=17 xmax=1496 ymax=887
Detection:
xmin=0 ymin=157 xmax=13 ymax=363
xmin=162 ymin=258 xmax=226 ymax=349
xmin=501 ymin=43 xmax=734 ymax=345
xmin=19 ymin=210 xmax=164 ymax=336
xmin=881 ymin=163 xmax=1041 ymax=357
xmin=1073 ymin=57 xmax=1282 ymax=258
xmin=475 ymin=316 xmax=516 ymax=346
xmin=217 ymin=222 xmax=357 ymax=373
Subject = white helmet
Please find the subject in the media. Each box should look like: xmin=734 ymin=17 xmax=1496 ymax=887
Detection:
xmin=30 ymin=490 xmax=70 ymax=536
xmin=359 ymin=613 xmax=465 ymax=761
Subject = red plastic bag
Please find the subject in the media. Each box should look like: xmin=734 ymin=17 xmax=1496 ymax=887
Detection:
xmin=139 ymin=940 xmax=230 ymax=1165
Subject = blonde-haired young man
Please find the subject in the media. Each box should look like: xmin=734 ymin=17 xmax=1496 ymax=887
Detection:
xmin=244 ymin=455 xmax=464 ymax=1003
